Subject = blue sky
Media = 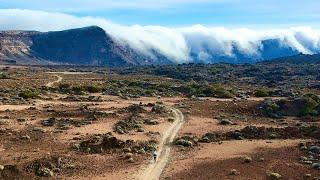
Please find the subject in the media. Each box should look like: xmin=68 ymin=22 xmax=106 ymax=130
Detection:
xmin=0 ymin=0 xmax=320 ymax=27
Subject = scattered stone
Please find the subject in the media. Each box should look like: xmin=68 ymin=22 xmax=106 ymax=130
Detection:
xmin=0 ymin=119 xmax=9 ymax=125
xmin=17 ymin=118 xmax=26 ymax=122
xmin=137 ymin=128 xmax=145 ymax=132
xmin=175 ymin=139 xmax=193 ymax=147
xmin=304 ymin=174 xmax=312 ymax=178
xmin=168 ymin=118 xmax=175 ymax=122
xmin=200 ymin=133 xmax=219 ymax=143
xmin=41 ymin=117 xmax=56 ymax=126
xmin=128 ymin=158 xmax=135 ymax=163
xmin=219 ymin=119 xmax=233 ymax=125
xmin=244 ymin=156 xmax=252 ymax=163
xmin=0 ymin=165 xmax=4 ymax=171
xmin=309 ymin=146 xmax=320 ymax=154
xmin=36 ymin=167 xmax=54 ymax=177
xmin=123 ymin=148 xmax=132 ymax=153
xmin=137 ymin=149 xmax=146 ymax=154
xmin=33 ymin=127 xmax=46 ymax=133
xmin=125 ymin=153 xmax=133 ymax=159
xmin=151 ymin=104 xmax=167 ymax=114
xmin=230 ymin=169 xmax=240 ymax=175
xmin=144 ymin=119 xmax=159 ymax=125
xmin=269 ymin=172 xmax=282 ymax=179
xmin=201 ymin=136 xmax=210 ymax=143
xmin=73 ymin=144 xmax=80 ymax=151
xmin=312 ymin=163 xmax=320 ymax=169
xmin=303 ymin=161 xmax=313 ymax=165
xmin=21 ymin=135 xmax=31 ymax=140
xmin=126 ymin=104 xmax=145 ymax=113
xmin=231 ymin=131 xmax=244 ymax=140
xmin=115 ymin=126 xmax=125 ymax=134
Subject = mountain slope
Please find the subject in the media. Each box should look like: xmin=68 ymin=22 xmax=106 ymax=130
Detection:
xmin=0 ymin=26 xmax=311 ymax=66
xmin=262 ymin=53 xmax=320 ymax=64
xmin=0 ymin=26 xmax=170 ymax=66
xmin=191 ymin=39 xmax=299 ymax=64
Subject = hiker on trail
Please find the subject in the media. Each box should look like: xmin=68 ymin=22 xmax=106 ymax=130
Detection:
xmin=153 ymin=150 xmax=158 ymax=162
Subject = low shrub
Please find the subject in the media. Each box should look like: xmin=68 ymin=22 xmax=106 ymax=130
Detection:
xmin=254 ymin=88 xmax=270 ymax=97
xmin=19 ymin=89 xmax=40 ymax=99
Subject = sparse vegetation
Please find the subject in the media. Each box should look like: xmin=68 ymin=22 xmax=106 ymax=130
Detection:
xmin=254 ymin=88 xmax=270 ymax=97
xmin=1 ymin=63 xmax=319 ymax=179
xmin=18 ymin=89 xmax=40 ymax=99
xmin=0 ymin=72 xmax=9 ymax=79
xmin=260 ymin=94 xmax=320 ymax=118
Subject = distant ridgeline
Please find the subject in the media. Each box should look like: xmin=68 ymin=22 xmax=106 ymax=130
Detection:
xmin=0 ymin=26 xmax=319 ymax=66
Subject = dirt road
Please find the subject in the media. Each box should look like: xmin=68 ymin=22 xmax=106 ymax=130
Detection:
xmin=46 ymin=74 xmax=63 ymax=87
xmin=139 ymin=107 xmax=185 ymax=180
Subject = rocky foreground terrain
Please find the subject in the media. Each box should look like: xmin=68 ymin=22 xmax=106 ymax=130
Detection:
xmin=0 ymin=62 xmax=319 ymax=179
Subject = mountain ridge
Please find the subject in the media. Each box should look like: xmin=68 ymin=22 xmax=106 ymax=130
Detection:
xmin=0 ymin=26 xmax=315 ymax=66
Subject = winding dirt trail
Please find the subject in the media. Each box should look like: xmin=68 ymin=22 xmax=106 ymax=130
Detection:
xmin=139 ymin=107 xmax=185 ymax=180
xmin=46 ymin=74 xmax=63 ymax=87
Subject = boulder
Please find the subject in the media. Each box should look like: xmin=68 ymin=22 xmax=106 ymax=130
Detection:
xmin=144 ymin=119 xmax=159 ymax=125
xmin=41 ymin=118 xmax=56 ymax=126
xmin=0 ymin=119 xmax=9 ymax=125
xmin=176 ymin=139 xmax=193 ymax=147
xmin=151 ymin=104 xmax=167 ymax=114
xmin=230 ymin=169 xmax=240 ymax=175
xmin=309 ymin=146 xmax=320 ymax=154
xmin=269 ymin=172 xmax=282 ymax=179
xmin=36 ymin=167 xmax=54 ymax=177
xmin=312 ymin=163 xmax=320 ymax=169
xmin=125 ymin=153 xmax=133 ymax=159
xmin=128 ymin=158 xmax=135 ymax=163
xmin=219 ymin=119 xmax=233 ymax=125
xmin=21 ymin=135 xmax=31 ymax=140
xmin=244 ymin=156 xmax=252 ymax=163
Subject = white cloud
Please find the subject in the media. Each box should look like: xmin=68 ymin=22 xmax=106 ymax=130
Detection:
xmin=0 ymin=0 xmax=230 ymax=11
xmin=0 ymin=9 xmax=320 ymax=63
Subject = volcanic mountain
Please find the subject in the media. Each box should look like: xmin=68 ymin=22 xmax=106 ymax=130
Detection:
xmin=0 ymin=26 xmax=314 ymax=66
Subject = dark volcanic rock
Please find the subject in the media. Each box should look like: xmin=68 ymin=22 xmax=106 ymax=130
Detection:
xmin=0 ymin=26 xmax=170 ymax=66
xmin=30 ymin=26 xmax=151 ymax=66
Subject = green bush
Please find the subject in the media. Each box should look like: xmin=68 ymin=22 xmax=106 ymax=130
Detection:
xmin=19 ymin=89 xmax=40 ymax=99
xmin=72 ymin=86 xmax=84 ymax=95
xmin=0 ymin=72 xmax=9 ymax=79
xmin=86 ymin=85 xmax=102 ymax=93
xmin=304 ymin=93 xmax=320 ymax=103
xmin=300 ymin=96 xmax=319 ymax=116
xmin=254 ymin=89 xmax=270 ymax=97
xmin=58 ymin=83 xmax=71 ymax=90
xmin=214 ymin=87 xmax=234 ymax=98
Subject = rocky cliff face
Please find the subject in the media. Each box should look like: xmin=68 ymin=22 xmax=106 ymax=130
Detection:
xmin=0 ymin=31 xmax=41 ymax=64
xmin=0 ymin=26 xmax=162 ymax=66
xmin=0 ymin=26 xmax=305 ymax=66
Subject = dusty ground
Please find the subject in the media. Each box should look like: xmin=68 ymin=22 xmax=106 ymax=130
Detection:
xmin=0 ymin=66 xmax=319 ymax=179
xmin=162 ymin=99 xmax=320 ymax=179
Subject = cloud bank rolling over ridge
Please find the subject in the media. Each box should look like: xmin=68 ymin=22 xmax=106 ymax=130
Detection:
xmin=1 ymin=9 xmax=320 ymax=63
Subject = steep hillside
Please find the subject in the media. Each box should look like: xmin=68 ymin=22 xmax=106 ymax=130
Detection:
xmin=0 ymin=31 xmax=44 ymax=64
xmin=191 ymin=39 xmax=299 ymax=64
xmin=262 ymin=53 xmax=320 ymax=64
xmin=0 ymin=26 xmax=169 ymax=66
xmin=0 ymin=26 xmax=311 ymax=66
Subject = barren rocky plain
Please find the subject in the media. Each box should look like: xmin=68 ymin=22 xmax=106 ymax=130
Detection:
xmin=0 ymin=63 xmax=319 ymax=180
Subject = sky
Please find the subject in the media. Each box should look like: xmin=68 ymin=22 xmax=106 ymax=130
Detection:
xmin=0 ymin=0 xmax=320 ymax=27
xmin=0 ymin=0 xmax=320 ymax=63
